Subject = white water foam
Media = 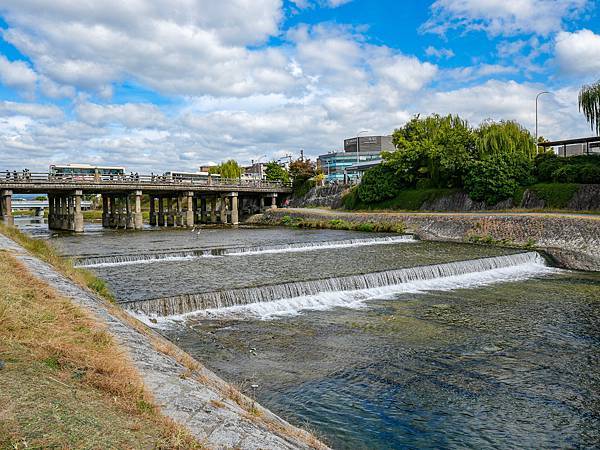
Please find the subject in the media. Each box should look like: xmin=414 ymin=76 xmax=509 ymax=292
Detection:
xmin=128 ymin=252 xmax=558 ymax=324
xmin=75 ymin=235 xmax=416 ymax=268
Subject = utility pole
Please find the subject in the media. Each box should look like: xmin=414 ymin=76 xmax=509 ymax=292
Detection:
xmin=536 ymin=91 xmax=550 ymax=145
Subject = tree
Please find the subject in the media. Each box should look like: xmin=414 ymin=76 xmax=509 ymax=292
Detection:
xmin=475 ymin=120 xmax=537 ymax=161
xmin=264 ymin=161 xmax=289 ymax=183
xmin=357 ymin=164 xmax=402 ymax=203
xmin=210 ymin=160 xmax=243 ymax=179
xmin=388 ymin=114 xmax=476 ymax=188
xmin=579 ymin=80 xmax=600 ymax=135
xmin=288 ymin=158 xmax=316 ymax=195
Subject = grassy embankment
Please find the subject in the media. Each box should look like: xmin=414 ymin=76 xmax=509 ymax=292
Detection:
xmin=280 ymin=214 xmax=405 ymax=233
xmin=0 ymin=250 xmax=201 ymax=448
xmin=341 ymin=183 xmax=598 ymax=213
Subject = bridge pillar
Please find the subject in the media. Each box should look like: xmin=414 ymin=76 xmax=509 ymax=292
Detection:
xmin=109 ymin=196 xmax=117 ymax=228
xmin=210 ymin=197 xmax=217 ymax=223
xmin=118 ymin=197 xmax=127 ymax=228
xmin=259 ymin=196 xmax=265 ymax=212
xmin=1 ymin=190 xmax=14 ymax=226
xmin=270 ymin=193 xmax=278 ymax=209
xmin=66 ymin=195 xmax=74 ymax=231
xmin=176 ymin=195 xmax=183 ymax=227
xmin=158 ymin=196 xmax=165 ymax=226
xmin=74 ymin=190 xmax=84 ymax=233
xmin=102 ymin=195 xmax=109 ymax=228
xmin=125 ymin=194 xmax=134 ymax=229
xmin=193 ymin=196 xmax=199 ymax=224
xmin=200 ymin=196 xmax=207 ymax=224
xmin=167 ymin=197 xmax=175 ymax=227
xmin=134 ymin=190 xmax=143 ymax=230
xmin=149 ymin=196 xmax=157 ymax=226
xmin=220 ymin=196 xmax=227 ymax=224
xmin=186 ymin=192 xmax=194 ymax=227
xmin=230 ymin=192 xmax=239 ymax=225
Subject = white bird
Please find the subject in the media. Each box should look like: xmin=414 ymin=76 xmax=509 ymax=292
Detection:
xmin=191 ymin=226 xmax=196 ymax=232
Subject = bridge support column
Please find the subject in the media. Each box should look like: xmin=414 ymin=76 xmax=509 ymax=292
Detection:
xmin=158 ymin=197 xmax=165 ymax=226
xmin=210 ymin=197 xmax=217 ymax=223
xmin=149 ymin=196 xmax=157 ymax=226
xmin=167 ymin=197 xmax=175 ymax=227
xmin=109 ymin=196 xmax=117 ymax=228
xmin=118 ymin=197 xmax=127 ymax=228
xmin=125 ymin=195 xmax=133 ymax=229
xmin=134 ymin=190 xmax=143 ymax=230
xmin=74 ymin=190 xmax=84 ymax=233
xmin=270 ymin=193 xmax=278 ymax=209
xmin=193 ymin=196 xmax=199 ymax=224
xmin=1 ymin=190 xmax=14 ymax=226
xmin=200 ymin=196 xmax=207 ymax=224
xmin=259 ymin=196 xmax=265 ymax=212
xmin=229 ymin=192 xmax=239 ymax=225
xmin=186 ymin=192 xmax=194 ymax=227
xmin=67 ymin=195 xmax=75 ymax=231
xmin=102 ymin=194 xmax=109 ymax=228
xmin=220 ymin=196 xmax=227 ymax=224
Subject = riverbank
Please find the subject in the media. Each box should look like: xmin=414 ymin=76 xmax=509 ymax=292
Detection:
xmin=250 ymin=208 xmax=600 ymax=272
xmin=0 ymin=229 xmax=327 ymax=450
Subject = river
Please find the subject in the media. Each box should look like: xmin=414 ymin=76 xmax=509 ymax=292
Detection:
xmin=17 ymin=217 xmax=600 ymax=449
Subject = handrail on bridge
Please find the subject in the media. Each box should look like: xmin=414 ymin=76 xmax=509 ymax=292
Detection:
xmin=0 ymin=170 xmax=291 ymax=189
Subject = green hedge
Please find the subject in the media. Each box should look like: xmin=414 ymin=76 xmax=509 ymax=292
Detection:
xmin=343 ymin=188 xmax=459 ymax=211
xmin=527 ymin=183 xmax=580 ymax=209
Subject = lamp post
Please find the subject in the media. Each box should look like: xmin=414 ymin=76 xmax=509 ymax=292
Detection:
xmin=535 ymin=91 xmax=550 ymax=145
xmin=356 ymin=130 xmax=369 ymax=164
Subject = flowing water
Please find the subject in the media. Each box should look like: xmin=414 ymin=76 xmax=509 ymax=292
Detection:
xmin=17 ymin=217 xmax=600 ymax=449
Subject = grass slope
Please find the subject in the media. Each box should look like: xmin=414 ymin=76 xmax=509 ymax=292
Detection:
xmin=0 ymin=251 xmax=202 ymax=449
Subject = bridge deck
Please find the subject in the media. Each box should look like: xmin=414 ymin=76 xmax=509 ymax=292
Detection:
xmin=0 ymin=173 xmax=292 ymax=195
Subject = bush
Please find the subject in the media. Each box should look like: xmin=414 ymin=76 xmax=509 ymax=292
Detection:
xmin=534 ymin=153 xmax=600 ymax=184
xmin=357 ymin=164 xmax=402 ymax=203
xmin=465 ymin=156 xmax=520 ymax=205
xmin=528 ymin=183 xmax=580 ymax=209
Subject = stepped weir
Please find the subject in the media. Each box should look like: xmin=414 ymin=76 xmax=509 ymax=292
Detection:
xmin=123 ymin=252 xmax=551 ymax=317
xmin=75 ymin=235 xmax=417 ymax=267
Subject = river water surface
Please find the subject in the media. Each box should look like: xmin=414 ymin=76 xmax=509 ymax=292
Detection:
xmin=18 ymin=218 xmax=600 ymax=449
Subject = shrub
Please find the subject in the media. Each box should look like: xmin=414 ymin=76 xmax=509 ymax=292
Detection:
xmin=465 ymin=156 xmax=520 ymax=205
xmin=357 ymin=164 xmax=401 ymax=203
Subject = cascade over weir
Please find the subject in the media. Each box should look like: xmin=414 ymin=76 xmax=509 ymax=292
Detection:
xmin=124 ymin=252 xmax=549 ymax=316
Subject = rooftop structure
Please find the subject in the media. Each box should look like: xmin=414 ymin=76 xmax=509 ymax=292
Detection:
xmin=539 ymin=136 xmax=600 ymax=157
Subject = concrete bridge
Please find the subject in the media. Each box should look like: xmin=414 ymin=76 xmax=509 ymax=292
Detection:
xmin=11 ymin=199 xmax=93 ymax=216
xmin=0 ymin=172 xmax=292 ymax=232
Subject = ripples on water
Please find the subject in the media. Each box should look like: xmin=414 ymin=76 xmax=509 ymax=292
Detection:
xmin=19 ymin=218 xmax=599 ymax=449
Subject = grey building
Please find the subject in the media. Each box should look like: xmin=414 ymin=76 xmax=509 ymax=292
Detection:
xmin=343 ymin=135 xmax=395 ymax=154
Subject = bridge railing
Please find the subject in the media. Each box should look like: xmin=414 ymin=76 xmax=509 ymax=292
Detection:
xmin=0 ymin=171 xmax=292 ymax=189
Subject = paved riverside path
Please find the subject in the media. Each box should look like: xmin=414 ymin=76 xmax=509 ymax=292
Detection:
xmin=0 ymin=233 xmax=326 ymax=450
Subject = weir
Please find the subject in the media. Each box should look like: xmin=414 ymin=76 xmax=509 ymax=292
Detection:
xmin=124 ymin=252 xmax=550 ymax=316
xmin=74 ymin=235 xmax=418 ymax=267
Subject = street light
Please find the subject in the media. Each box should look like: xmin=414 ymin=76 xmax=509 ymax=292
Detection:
xmin=356 ymin=130 xmax=369 ymax=164
xmin=536 ymin=91 xmax=550 ymax=145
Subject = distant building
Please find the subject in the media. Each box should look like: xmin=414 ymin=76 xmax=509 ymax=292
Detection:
xmin=343 ymin=135 xmax=395 ymax=154
xmin=318 ymin=135 xmax=393 ymax=183
xmin=539 ymin=136 xmax=600 ymax=157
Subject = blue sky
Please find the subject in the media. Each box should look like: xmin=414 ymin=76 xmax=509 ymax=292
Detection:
xmin=0 ymin=0 xmax=599 ymax=171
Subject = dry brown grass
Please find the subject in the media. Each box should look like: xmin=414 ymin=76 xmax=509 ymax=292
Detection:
xmin=0 ymin=251 xmax=202 ymax=449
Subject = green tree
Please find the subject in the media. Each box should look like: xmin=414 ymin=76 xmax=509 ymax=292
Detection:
xmin=264 ymin=161 xmax=289 ymax=183
xmin=388 ymin=114 xmax=476 ymax=188
xmin=579 ymin=80 xmax=600 ymax=135
xmin=289 ymin=158 xmax=316 ymax=195
xmin=210 ymin=160 xmax=243 ymax=179
xmin=357 ymin=164 xmax=402 ymax=203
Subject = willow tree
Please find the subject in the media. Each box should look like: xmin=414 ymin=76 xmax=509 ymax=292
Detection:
xmin=579 ymin=80 xmax=600 ymax=135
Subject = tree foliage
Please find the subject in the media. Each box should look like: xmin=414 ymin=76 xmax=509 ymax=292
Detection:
xmin=209 ymin=160 xmax=243 ymax=179
xmin=289 ymin=158 xmax=316 ymax=195
xmin=388 ymin=114 xmax=476 ymax=189
xmin=264 ymin=161 xmax=289 ymax=183
xmin=579 ymin=80 xmax=600 ymax=135
xmin=357 ymin=164 xmax=402 ymax=203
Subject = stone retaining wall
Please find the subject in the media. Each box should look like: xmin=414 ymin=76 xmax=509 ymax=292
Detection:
xmin=253 ymin=209 xmax=600 ymax=272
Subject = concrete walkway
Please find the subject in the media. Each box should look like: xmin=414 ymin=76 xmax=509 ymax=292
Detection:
xmin=0 ymin=233 xmax=326 ymax=450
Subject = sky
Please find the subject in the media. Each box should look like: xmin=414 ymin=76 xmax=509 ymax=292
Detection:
xmin=0 ymin=0 xmax=599 ymax=172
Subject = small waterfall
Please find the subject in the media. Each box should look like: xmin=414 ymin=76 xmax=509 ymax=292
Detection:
xmin=125 ymin=252 xmax=554 ymax=317
xmin=75 ymin=235 xmax=416 ymax=268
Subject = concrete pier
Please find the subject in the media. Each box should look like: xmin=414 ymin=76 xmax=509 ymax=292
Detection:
xmin=210 ymin=197 xmax=217 ymax=224
xmin=230 ymin=193 xmax=239 ymax=225
xmin=1 ymin=189 xmax=14 ymax=226
xmin=149 ymin=196 xmax=156 ymax=226
xmin=220 ymin=196 xmax=227 ymax=224
xmin=158 ymin=197 xmax=165 ymax=226
xmin=134 ymin=191 xmax=143 ymax=230
xmin=186 ymin=192 xmax=194 ymax=228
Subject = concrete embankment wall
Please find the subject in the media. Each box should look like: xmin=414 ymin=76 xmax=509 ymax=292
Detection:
xmin=0 ymin=233 xmax=326 ymax=450
xmin=253 ymin=209 xmax=600 ymax=272
xmin=293 ymin=184 xmax=600 ymax=211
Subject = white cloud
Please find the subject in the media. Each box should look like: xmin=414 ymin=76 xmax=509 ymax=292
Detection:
xmin=555 ymin=29 xmax=600 ymax=76
xmin=0 ymin=101 xmax=62 ymax=120
xmin=422 ymin=0 xmax=589 ymax=37
xmin=75 ymin=102 xmax=166 ymax=128
xmin=0 ymin=0 xmax=290 ymax=97
xmin=0 ymin=55 xmax=37 ymax=95
xmin=425 ymin=46 xmax=455 ymax=59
